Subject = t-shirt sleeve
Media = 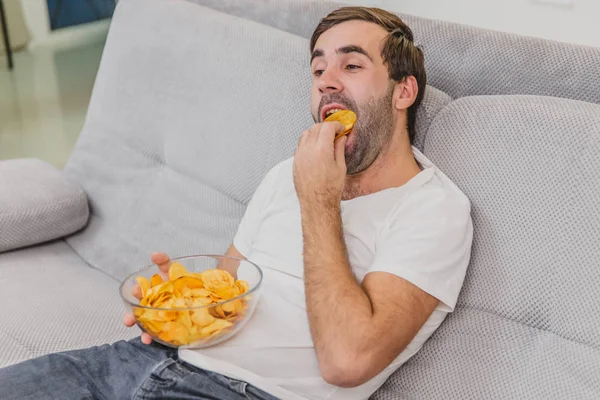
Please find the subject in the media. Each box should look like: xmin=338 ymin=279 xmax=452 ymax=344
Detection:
xmin=368 ymin=187 xmax=473 ymax=312
xmin=233 ymin=163 xmax=283 ymax=256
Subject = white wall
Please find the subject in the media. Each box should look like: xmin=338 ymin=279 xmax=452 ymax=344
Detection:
xmin=339 ymin=0 xmax=600 ymax=48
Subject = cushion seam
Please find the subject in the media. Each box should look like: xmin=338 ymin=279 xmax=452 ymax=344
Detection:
xmin=457 ymin=304 xmax=599 ymax=351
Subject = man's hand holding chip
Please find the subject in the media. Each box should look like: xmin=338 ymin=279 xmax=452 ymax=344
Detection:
xmin=293 ymin=121 xmax=348 ymax=210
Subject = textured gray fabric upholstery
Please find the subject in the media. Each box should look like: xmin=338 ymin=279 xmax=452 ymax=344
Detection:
xmin=413 ymin=86 xmax=451 ymax=151
xmin=64 ymin=0 xmax=313 ymax=280
xmin=0 ymin=159 xmax=89 ymax=253
xmin=63 ymin=0 xmax=450 ymax=280
xmin=398 ymin=15 xmax=600 ymax=105
xmin=0 ymin=241 xmax=136 ymax=367
xmin=373 ymin=96 xmax=600 ymax=399
xmin=194 ymin=0 xmax=600 ymax=105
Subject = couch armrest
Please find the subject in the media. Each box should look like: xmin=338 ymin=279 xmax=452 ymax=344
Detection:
xmin=0 ymin=159 xmax=90 ymax=253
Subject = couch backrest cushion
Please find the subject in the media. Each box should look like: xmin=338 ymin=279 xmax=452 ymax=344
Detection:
xmin=399 ymin=14 xmax=600 ymax=105
xmin=65 ymin=0 xmax=314 ymax=279
xmin=64 ymin=0 xmax=451 ymax=279
xmin=194 ymin=0 xmax=600 ymax=106
xmin=374 ymin=95 xmax=600 ymax=399
xmin=413 ymin=86 xmax=451 ymax=150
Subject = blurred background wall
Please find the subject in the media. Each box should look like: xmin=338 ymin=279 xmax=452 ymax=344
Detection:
xmin=0 ymin=0 xmax=115 ymax=167
xmin=336 ymin=0 xmax=600 ymax=48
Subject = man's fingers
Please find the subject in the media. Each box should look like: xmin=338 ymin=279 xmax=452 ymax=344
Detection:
xmin=298 ymin=130 xmax=309 ymax=147
xmin=141 ymin=333 xmax=153 ymax=345
xmin=334 ymin=135 xmax=348 ymax=169
xmin=123 ymin=313 xmax=136 ymax=327
xmin=151 ymin=252 xmax=172 ymax=274
xmin=126 ymin=253 xmax=167 ymax=347
xmin=131 ymin=284 xmax=142 ymax=300
xmin=131 ymin=252 xmax=172 ymax=299
xmin=310 ymin=123 xmax=324 ymax=134
xmin=124 ymin=313 xmax=153 ymax=345
xmin=319 ymin=122 xmax=345 ymax=146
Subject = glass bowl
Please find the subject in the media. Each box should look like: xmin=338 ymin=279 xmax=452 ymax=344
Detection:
xmin=119 ymin=255 xmax=262 ymax=348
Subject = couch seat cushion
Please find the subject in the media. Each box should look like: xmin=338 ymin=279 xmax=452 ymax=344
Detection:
xmin=0 ymin=241 xmax=135 ymax=367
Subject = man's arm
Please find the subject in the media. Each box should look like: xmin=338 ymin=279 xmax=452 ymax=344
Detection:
xmin=301 ymin=204 xmax=438 ymax=387
xmin=224 ymin=243 xmax=246 ymax=259
xmin=293 ymin=122 xmax=440 ymax=387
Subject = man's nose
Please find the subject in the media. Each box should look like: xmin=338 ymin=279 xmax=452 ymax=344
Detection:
xmin=318 ymin=69 xmax=342 ymax=94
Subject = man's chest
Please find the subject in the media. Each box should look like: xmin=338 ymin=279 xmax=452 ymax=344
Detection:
xmin=245 ymin=189 xmax=385 ymax=282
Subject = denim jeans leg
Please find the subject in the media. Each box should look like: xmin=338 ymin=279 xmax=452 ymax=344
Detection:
xmin=132 ymin=359 xmax=280 ymax=400
xmin=0 ymin=337 xmax=176 ymax=400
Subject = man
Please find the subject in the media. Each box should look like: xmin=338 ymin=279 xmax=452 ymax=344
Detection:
xmin=0 ymin=6 xmax=472 ymax=400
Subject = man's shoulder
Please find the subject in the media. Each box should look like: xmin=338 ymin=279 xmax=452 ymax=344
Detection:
xmin=272 ymin=157 xmax=294 ymax=172
xmin=391 ymin=171 xmax=471 ymax=225
xmin=265 ymin=157 xmax=293 ymax=180
xmin=412 ymin=147 xmax=471 ymax=211
xmin=258 ymin=157 xmax=294 ymax=192
xmin=422 ymin=172 xmax=470 ymax=211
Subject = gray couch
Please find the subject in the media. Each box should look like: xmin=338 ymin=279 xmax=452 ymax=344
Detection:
xmin=1 ymin=0 xmax=599 ymax=398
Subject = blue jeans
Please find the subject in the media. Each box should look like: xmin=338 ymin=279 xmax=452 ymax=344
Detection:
xmin=0 ymin=337 xmax=278 ymax=400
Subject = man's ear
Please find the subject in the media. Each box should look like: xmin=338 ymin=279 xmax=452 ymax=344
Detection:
xmin=392 ymin=76 xmax=418 ymax=111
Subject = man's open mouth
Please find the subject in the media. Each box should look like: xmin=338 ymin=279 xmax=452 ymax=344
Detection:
xmin=325 ymin=108 xmax=344 ymax=118
xmin=320 ymin=103 xmax=349 ymax=122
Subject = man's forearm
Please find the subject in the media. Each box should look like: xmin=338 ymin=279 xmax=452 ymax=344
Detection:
xmin=301 ymin=204 xmax=375 ymax=367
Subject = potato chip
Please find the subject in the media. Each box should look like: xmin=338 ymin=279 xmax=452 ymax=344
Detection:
xmin=192 ymin=296 xmax=213 ymax=307
xmin=150 ymin=274 xmax=164 ymax=287
xmin=173 ymin=276 xmax=204 ymax=292
xmin=160 ymin=321 xmax=189 ymax=344
xmin=324 ymin=109 xmax=357 ymax=139
xmin=210 ymin=305 xmax=227 ymax=319
xmin=133 ymin=307 xmax=144 ymax=319
xmin=200 ymin=319 xmax=233 ymax=336
xmin=157 ymin=310 xmax=177 ymax=322
xmin=190 ymin=288 xmax=211 ymax=298
xmin=172 ymin=297 xmax=186 ymax=308
xmin=198 ymin=269 xmax=234 ymax=289
xmin=134 ymin=264 xmax=250 ymax=346
xmin=135 ymin=277 xmax=150 ymax=298
xmin=168 ymin=262 xmax=189 ymax=281
xmin=152 ymin=293 xmax=172 ymax=307
xmin=235 ymin=280 xmax=249 ymax=294
xmin=191 ymin=308 xmax=215 ymax=327
xmin=139 ymin=319 xmax=163 ymax=334
xmin=177 ymin=310 xmax=193 ymax=330
xmin=222 ymin=299 xmax=243 ymax=314
xmin=157 ymin=281 xmax=174 ymax=295
xmin=178 ymin=287 xmax=192 ymax=299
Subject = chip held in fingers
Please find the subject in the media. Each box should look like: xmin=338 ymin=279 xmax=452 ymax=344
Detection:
xmin=324 ymin=110 xmax=357 ymax=139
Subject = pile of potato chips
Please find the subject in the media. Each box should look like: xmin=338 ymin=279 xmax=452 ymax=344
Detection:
xmin=133 ymin=262 xmax=250 ymax=346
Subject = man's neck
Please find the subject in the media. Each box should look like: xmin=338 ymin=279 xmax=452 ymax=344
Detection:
xmin=342 ymin=131 xmax=421 ymax=201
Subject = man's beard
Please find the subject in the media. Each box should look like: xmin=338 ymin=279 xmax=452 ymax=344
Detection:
xmin=316 ymin=85 xmax=395 ymax=175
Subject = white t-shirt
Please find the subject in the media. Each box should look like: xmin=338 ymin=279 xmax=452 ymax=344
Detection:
xmin=179 ymin=147 xmax=473 ymax=400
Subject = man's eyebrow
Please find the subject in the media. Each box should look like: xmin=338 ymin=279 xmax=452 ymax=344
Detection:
xmin=336 ymin=45 xmax=373 ymax=62
xmin=310 ymin=45 xmax=373 ymax=64
xmin=311 ymin=49 xmax=324 ymax=64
